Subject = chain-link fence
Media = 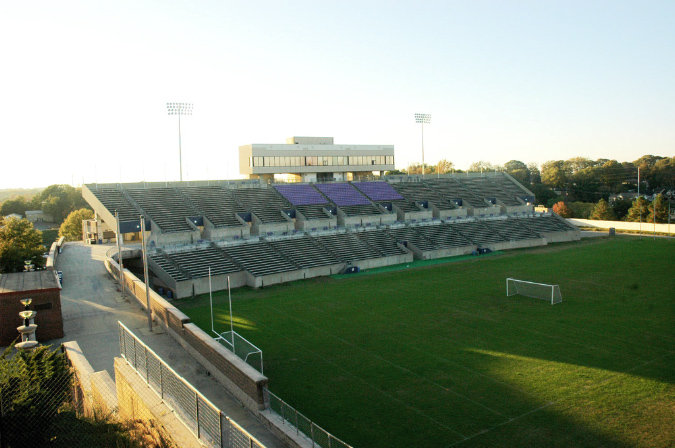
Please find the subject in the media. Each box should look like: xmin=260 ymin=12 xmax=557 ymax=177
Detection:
xmin=118 ymin=321 xmax=265 ymax=448
xmin=0 ymin=345 xmax=75 ymax=447
xmin=264 ymin=388 xmax=352 ymax=448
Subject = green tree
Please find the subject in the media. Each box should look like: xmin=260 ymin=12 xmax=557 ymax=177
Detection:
xmin=468 ymin=161 xmax=501 ymax=172
xmin=646 ymin=194 xmax=669 ymax=224
xmin=0 ymin=196 xmax=30 ymax=217
xmin=30 ymin=185 xmax=90 ymax=223
xmin=0 ymin=344 xmax=74 ymax=445
xmin=541 ymin=160 xmax=568 ymax=188
xmin=611 ymin=198 xmax=632 ymax=220
xmin=528 ymin=162 xmax=542 ymax=184
xmin=589 ymin=199 xmax=616 ymax=220
xmin=624 ymin=197 xmax=649 ymax=222
xmin=563 ymin=157 xmax=594 ymax=175
xmin=436 ymin=159 xmax=454 ymax=174
xmin=652 ymin=157 xmax=675 ymax=189
xmin=569 ymin=201 xmax=595 ymax=219
xmin=503 ymin=160 xmax=530 ymax=184
xmin=59 ymin=208 xmax=94 ymax=241
xmin=552 ymin=201 xmax=573 ymax=218
xmin=0 ymin=217 xmax=46 ymax=272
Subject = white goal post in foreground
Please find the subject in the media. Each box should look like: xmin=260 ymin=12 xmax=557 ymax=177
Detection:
xmin=506 ymin=278 xmax=562 ymax=305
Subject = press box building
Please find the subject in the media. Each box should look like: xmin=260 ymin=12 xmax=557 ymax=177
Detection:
xmin=239 ymin=137 xmax=395 ymax=183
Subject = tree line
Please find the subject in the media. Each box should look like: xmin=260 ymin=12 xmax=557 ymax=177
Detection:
xmin=0 ymin=185 xmax=93 ymax=272
xmin=388 ymin=155 xmax=674 ymax=221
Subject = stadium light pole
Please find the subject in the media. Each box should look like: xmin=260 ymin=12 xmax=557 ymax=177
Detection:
xmin=167 ymin=102 xmax=193 ymax=182
xmin=415 ymin=113 xmax=431 ymax=179
xmin=141 ymin=216 xmax=152 ymax=332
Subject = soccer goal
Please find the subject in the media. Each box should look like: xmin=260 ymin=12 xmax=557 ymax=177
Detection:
xmin=506 ymin=278 xmax=562 ymax=305
xmin=209 ymin=272 xmax=264 ymax=373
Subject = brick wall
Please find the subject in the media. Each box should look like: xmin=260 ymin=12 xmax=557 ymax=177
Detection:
xmin=1 ymin=288 xmax=64 ymax=345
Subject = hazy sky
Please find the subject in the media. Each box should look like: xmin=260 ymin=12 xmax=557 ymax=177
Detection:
xmin=2 ymin=1 xmax=673 ymax=188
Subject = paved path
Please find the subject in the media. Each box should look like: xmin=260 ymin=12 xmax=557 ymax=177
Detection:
xmin=52 ymin=241 xmax=285 ymax=448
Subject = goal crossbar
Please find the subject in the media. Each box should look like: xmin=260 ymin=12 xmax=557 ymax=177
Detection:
xmin=506 ymin=278 xmax=562 ymax=305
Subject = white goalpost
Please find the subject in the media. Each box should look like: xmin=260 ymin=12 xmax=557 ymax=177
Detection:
xmin=506 ymin=278 xmax=562 ymax=305
xmin=209 ymin=269 xmax=264 ymax=373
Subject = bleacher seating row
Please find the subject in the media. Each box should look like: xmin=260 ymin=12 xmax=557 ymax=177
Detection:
xmin=143 ymin=213 xmax=578 ymax=296
xmin=89 ymin=175 xmax=536 ymax=234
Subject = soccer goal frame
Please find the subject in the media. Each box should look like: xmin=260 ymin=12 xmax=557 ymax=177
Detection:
xmin=506 ymin=278 xmax=562 ymax=305
xmin=209 ymin=272 xmax=264 ymax=373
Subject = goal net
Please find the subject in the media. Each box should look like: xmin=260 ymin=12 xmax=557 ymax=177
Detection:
xmin=213 ymin=330 xmax=264 ymax=373
xmin=506 ymin=278 xmax=562 ymax=305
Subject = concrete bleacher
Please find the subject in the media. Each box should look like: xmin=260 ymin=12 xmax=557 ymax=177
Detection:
xmin=88 ymin=188 xmax=141 ymax=224
xmin=83 ymin=175 xmax=583 ymax=297
xmin=179 ymin=186 xmax=246 ymax=227
xmin=229 ymin=187 xmax=294 ymax=236
xmin=267 ymin=235 xmax=341 ymax=269
xmin=415 ymin=224 xmax=475 ymax=249
xmin=484 ymin=218 xmax=541 ymax=241
xmin=458 ymin=177 xmax=522 ymax=206
xmin=425 ymin=178 xmax=485 ymax=208
xmin=312 ymin=232 xmax=411 ymax=269
xmin=178 ymin=186 xmax=250 ymax=240
xmin=127 ymin=188 xmax=201 ymax=233
xmin=354 ymin=229 xmax=410 ymax=257
xmin=389 ymin=182 xmax=464 ymax=221
xmin=219 ymin=240 xmax=302 ymax=288
xmin=448 ymin=220 xmax=508 ymax=247
xmin=521 ymin=214 xmax=580 ymax=242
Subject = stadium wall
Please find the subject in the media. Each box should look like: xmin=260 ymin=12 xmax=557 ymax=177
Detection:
xmin=568 ymin=218 xmax=675 ymax=235
xmin=294 ymin=210 xmax=336 ymax=231
xmin=103 ymin=250 xmax=269 ymax=413
xmin=201 ymin=215 xmax=249 ymax=240
xmin=432 ymin=205 xmax=467 ymax=220
xmin=409 ymin=243 xmax=476 ymax=260
xmin=392 ymin=204 xmax=431 ymax=222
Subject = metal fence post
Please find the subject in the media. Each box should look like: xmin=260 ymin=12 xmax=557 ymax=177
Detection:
xmin=310 ymin=423 xmax=315 ymax=448
xmin=145 ymin=347 xmax=149 ymax=383
xmin=132 ymin=336 xmax=137 ymax=368
xmin=281 ymin=401 xmax=285 ymax=424
xmin=159 ymin=363 xmax=164 ymax=399
xmin=295 ymin=410 xmax=299 ymax=435
xmin=195 ymin=393 xmax=200 ymax=440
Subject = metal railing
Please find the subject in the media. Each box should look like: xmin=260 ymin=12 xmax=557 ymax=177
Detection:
xmin=118 ymin=321 xmax=265 ymax=448
xmin=264 ymin=388 xmax=352 ymax=448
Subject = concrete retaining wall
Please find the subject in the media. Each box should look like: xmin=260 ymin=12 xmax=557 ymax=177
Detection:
xmin=568 ymin=218 xmax=675 ymax=234
xmin=103 ymin=250 xmax=269 ymax=415
xmin=412 ymin=244 xmax=477 ymax=260
xmin=486 ymin=237 xmax=548 ymax=251
xmin=181 ymin=323 xmax=268 ymax=412
xmin=114 ymin=358 xmax=201 ymax=448
xmin=355 ymin=253 xmax=413 ymax=270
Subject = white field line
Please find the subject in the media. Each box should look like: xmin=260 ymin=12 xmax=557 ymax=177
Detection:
xmin=445 ymin=349 xmax=675 ymax=447
xmin=267 ymin=304 xmax=506 ymax=418
xmin=256 ymin=311 xmax=469 ymax=441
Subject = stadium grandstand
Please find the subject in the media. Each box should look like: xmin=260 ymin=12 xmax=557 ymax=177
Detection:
xmin=82 ymin=171 xmax=579 ymax=298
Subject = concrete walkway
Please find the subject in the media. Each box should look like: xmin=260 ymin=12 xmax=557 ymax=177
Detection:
xmin=51 ymin=241 xmax=285 ymax=448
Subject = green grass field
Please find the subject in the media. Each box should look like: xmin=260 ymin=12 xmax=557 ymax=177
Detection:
xmin=176 ymin=237 xmax=675 ymax=448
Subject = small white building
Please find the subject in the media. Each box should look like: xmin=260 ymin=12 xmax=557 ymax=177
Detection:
xmin=25 ymin=210 xmax=54 ymax=223
xmin=239 ymin=136 xmax=395 ymax=183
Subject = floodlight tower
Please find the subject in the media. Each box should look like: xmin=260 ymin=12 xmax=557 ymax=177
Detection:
xmin=415 ymin=113 xmax=431 ymax=178
xmin=167 ymin=102 xmax=193 ymax=181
